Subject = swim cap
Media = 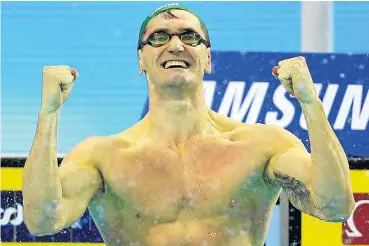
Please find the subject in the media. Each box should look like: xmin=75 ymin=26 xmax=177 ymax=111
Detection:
xmin=137 ymin=3 xmax=210 ymax=49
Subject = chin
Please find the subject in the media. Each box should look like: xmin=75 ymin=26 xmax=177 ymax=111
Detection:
xmin=166 ymin=73 xmax=202 ymax=88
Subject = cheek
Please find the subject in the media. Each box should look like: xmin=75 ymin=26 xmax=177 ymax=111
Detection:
xmin=143 ymin=58 xmax=160 ymax=74
xmin=188 ymin=50 xmax=205 ymax=68
xmin=143 ymin=49 xmax=163 ymax=70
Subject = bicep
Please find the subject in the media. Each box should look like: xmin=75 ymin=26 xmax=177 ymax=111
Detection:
xmin=54 ymin=140 xmax=103 ymax=229
xmin=266 ymin=143 xmax=313 ymax=187
xmin=55 ymin=163 xmax=102 ymax=229
xmin=265 ymin=143 xmax=321 ymax=216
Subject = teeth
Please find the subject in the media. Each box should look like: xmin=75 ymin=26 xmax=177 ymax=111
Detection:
xmin=164 ymin=61 xmax=187 ymax=69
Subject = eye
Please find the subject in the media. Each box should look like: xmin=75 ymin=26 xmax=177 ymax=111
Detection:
xmin=148 ymin=32 xmax=170 ymax=47
xmin=180 ymin=32 xmax=201 ymax=45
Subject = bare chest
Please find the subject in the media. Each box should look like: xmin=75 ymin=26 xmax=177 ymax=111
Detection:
xmin=99 ymin=139 xmax=268 ymax=219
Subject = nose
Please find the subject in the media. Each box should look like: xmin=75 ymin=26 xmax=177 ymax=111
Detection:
xmin=167 ymin=36 xmax=184 ymax=54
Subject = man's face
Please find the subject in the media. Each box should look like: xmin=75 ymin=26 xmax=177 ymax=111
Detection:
xmin=138 ymin=10 xmax=211 ymax=89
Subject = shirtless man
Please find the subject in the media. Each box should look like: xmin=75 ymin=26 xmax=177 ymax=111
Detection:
xmin=22 ymin=4 xmax=355 ymax=246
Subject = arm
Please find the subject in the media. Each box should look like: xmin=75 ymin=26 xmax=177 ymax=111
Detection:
xmin=264 ymin=98 xmax=354 ymax=221
xmin=22 ymin=110 xmax=103 ymax=235
xmin=265 ymin=56 xmax=355 ymax=222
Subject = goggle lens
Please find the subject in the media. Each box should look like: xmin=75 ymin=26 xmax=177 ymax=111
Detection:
xmin=148 ymin=31 xmax=202 ymax=47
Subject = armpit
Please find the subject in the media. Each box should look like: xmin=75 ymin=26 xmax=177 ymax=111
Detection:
xmin=274 ymin=171 xmax=315 ymax=214
xmin=274 ymin=171 xmax=310 ymax=195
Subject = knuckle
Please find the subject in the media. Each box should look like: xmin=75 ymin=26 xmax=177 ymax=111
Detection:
xmin=43 ymin=66 xmax=54 ymax=73
xmin=43 ymin=65 xmax=70 ymax=71
xmin=43 ymin=66 xmax=73 ymax=81
xmin=298 ymin=56 xmax=306 ymax=63
xmin=43 ymin=68 xmax=55 ymax=77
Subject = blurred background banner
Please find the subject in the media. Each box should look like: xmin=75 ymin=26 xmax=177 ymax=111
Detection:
xmin=141 ymin=51 xmax=369 ymax=157
xmin=1 ymin=1 xmax=369 ymax=246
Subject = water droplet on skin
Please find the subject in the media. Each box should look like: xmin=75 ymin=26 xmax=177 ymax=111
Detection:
xmin=228 ymin=228 xmax=236 ymax=236
xmin=154 ymin=216 xmax=160 ymax=224
xmin=44 ymin=203 xmax=55 ymax=212
xmin=56 ymin=203 xmax=63 ymax=210
xmin=187 ymin=191 xmax=195 ymax=198
xmin=296 ymin=81 xmax=305 ymax=90
xmin=96 ymin=205 xmax=104 ymax=213
xmin=187 ymin=199 xmax=195 ymax=208
xmin=128 ymin=180 xmax=136 ymax=187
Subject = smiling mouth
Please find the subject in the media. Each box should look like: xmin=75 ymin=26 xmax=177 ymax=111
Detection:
xmin=161 ymin=61 xmax=190 ymax=69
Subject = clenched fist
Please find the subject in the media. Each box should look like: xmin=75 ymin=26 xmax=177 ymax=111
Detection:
xmin=272 ymin=56 xmax=318 ymax=104
xmin=41 ymin=66 xmax=78 ymax=114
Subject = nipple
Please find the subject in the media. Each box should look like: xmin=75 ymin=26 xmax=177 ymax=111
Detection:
xmin=229 ymin=199 xmax=237 ymax=208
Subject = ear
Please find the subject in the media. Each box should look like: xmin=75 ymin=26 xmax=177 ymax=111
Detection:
xmin=138 ymin=49 xmax=145 ymax=75
xmin=204 ymin=48 xmax=212 ymax=74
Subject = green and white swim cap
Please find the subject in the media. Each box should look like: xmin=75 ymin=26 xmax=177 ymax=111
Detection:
xmin=137 ymin=3 xmax=210 ymax=49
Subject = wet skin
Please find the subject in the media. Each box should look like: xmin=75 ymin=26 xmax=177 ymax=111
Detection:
xmin=83 ymin=112 xmax=289 ymax=246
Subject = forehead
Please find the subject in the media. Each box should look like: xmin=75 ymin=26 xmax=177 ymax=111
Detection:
xmin=143 ymin=10 xmax=205 ymax=39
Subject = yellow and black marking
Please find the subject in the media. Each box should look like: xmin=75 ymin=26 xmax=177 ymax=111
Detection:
xmin=1 ymin=158 xmax=105 ymax=245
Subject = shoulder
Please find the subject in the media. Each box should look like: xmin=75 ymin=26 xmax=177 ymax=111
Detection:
xmin=231 ymin=123 xmax=303 ymax=151
xmin=61 ymin=135 xmax=107 ymax=165
xmin=64 ymin=118 xmax=150 ymax=164
xmin=61 ymin=134 xmax=133 ymax=175
xmin=209 ymin=109 xmax=302 ymax=146
xmin=254 ymin=124 xmax=301 ymax=143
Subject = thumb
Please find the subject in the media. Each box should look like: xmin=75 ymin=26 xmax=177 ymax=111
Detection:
xmin=70 ymin=68 xmax=79 ymax=81
xmin=272 ymin=66 xmax=279 ymax=78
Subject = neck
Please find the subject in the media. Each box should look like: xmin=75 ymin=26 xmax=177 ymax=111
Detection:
xmin=145 ymin=81 xmax=213 ymax=144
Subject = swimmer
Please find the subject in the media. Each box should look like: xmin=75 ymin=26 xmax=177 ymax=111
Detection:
xmin=23 ymin=4 xmax=355 ymax=246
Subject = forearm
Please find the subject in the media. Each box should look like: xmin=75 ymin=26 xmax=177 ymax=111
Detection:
xmin=23 ymin=109 xmax=63 ymax=229
xmin=301 ymin=97 xmax=354 ymax=217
